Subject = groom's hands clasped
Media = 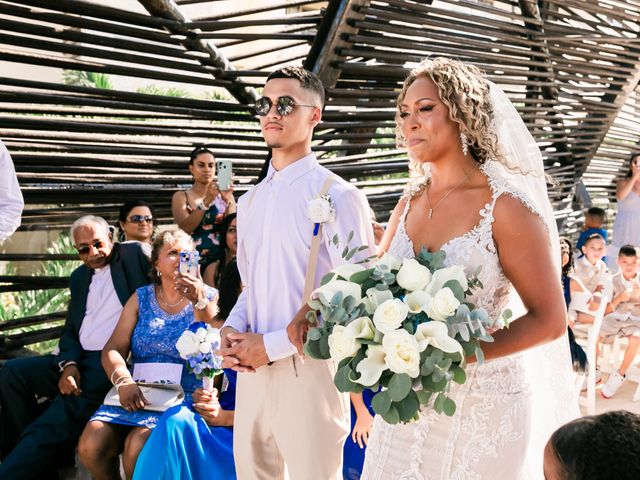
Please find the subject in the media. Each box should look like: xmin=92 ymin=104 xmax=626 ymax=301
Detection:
xmin=217 ymin=327 xmax=270 ymax=372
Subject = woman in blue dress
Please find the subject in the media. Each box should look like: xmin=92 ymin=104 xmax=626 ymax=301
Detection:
xmin=77 ymin=229 xmax=218 ymax=480
xmin=132 ymin=369 xmax=236 ymax=480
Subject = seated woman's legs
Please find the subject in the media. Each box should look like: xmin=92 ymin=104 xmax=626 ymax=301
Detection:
xmin=122 ymin=427 xmax=151 ymax=480
xmin=78 ymin=420 xmax=128 ymax=480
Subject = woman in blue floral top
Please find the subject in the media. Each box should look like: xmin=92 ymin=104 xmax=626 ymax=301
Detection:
xmin=171 ymin=147 xmax=236 ymax=287
xmin=77 ymin=230 xmax=219 ymax=480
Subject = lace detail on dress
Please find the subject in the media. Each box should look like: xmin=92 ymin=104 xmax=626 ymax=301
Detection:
xmin=363 ymin=163 xmax=536 ymax=480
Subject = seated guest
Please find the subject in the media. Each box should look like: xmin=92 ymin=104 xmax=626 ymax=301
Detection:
xmin=132 ymin=370 xmax=236 ymax=480
xmin=171 ymin=147 xmax=236 ymax=287
xmin=0 ymin=215 xmax=150 ymax=479
xmin=117 ymin=200 xmax=156 ymax=256
xmin=77 ymin=230 xmax=218 ymax=480
xmin=600 ymin=245 xmax=640 ymax=398
xmin=216 ymin=258 xmax=241 ymax=322
xmin=560 ymin=237 xmax=587 ymax=373
xmin=576 ymin=207 xmax=608 ymax=251
xmin=544 ymin=410 xmax=640 ymax=480
xmin=209 ymin=213 xmax=237 ymax=288
xmin=568 ymin=233 xmax=609 ymax=325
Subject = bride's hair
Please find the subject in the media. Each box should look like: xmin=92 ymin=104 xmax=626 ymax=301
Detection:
xmin=397 ymin=57 xmax=502 ymax=198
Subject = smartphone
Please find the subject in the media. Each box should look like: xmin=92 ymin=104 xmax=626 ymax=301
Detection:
xmin=178 ymin=251 xmax=200 ymax=277
xmin=216 ymin=160 xmax=233 ymax=191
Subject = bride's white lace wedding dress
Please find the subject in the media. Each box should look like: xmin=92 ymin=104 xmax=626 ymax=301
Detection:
xmin=362 ymin=163 xmax=576 ymax=480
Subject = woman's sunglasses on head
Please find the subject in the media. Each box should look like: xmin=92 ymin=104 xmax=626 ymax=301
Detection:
xmin=254 ymin=96 xmax=317 ymax=117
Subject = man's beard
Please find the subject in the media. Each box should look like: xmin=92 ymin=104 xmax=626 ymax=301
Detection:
xmin=266 ymin=141 xmax=283 ymax=149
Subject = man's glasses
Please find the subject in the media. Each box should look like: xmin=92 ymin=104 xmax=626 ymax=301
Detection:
xmin=254 ymin=96 xmax=317 ymax=117
xmin=128 ymin=215 xmax=154 ymax=224
xmin=76 ymin=240 xmax=104 ymax=255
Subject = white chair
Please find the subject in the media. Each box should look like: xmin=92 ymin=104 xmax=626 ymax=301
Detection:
xmin=576 ymin=282 xmax=613 ymax=415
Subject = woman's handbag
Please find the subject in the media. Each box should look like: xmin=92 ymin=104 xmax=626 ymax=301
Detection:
xmin=103 ymin=382 xmax=184 ymax=412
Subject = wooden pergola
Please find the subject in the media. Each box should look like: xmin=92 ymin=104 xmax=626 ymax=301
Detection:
xmin=1 ymin=0 xmax=640 ymax=354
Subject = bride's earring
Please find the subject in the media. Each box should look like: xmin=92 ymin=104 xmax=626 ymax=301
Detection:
xmin=460 ymin=132 xmax=469 ymax=156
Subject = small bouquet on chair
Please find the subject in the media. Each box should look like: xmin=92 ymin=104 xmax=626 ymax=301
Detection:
xmin=303 ymin=249 xmax=512 ymax=425
xmin=176 ymin=322 xmax=224 ymax=392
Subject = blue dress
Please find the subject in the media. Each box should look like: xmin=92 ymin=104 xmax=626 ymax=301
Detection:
xmin=132 ymin=369 xmax=236 ymax=480
xmin=343 ymin=389 xmax=375 ymax=480
xmin=90 ymin=285 xmax=200 ymax=429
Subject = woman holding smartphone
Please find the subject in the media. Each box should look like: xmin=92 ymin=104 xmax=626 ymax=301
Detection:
xmin=610 ymin=153 xmax=640 ymax=269
xmin=172 ymin=147 xmax=236 ymax=287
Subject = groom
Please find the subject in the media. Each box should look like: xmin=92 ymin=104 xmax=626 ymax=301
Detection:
xmin=219 ymin=67 xmax=375 ymax=479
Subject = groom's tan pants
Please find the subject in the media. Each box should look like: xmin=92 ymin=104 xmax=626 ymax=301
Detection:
xmin=234 ymin=355 xmax=350 ymax=480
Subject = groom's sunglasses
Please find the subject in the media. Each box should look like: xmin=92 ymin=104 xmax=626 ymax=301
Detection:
xmin=254 ymin=96 xmax=317 ymax=117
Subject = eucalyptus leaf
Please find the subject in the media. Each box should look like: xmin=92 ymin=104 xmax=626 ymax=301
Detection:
xmin=350 ymin=268 xmax=375 ymax=284
xmin=388 ymin=373 xmax=412 ymax=402
xmin=434 ymin=392 xmax=446 ymax=414
xmin=422 ymin=375 xmax=448 ymax=392
xmin=303 ymin=340 xmax=321 ymax=359
xmin=395 ymin=390 xmax=420 ymax=422
xmin=371 ymin=390 xmax=392 ymax=416
xmin=307 ymin=328 xmax=322 ymax=341
xmin=343 ymin=295 xmax=356 ymax=314
xmin=318 ymin=334 xmax=330 ymax=358
xmin=381 ymin=405 xmax=400 ymax=425
xmin=341 ymin=245 xmax=349 ymax=258
xmin=475 ymin=345 xmax=485 ymax=364
xmin=416 ymin=389 xmax=432 ymax=405
xmin=332 ymin=233 xmax=339 ymax=246
xmin=334 ymin=364 xmax=354 ymax=393
xmin=347 ymin=230 xmax=354 ymax=243
xmin=320 ymin=272 xmax=335 ymax=286
xmin=330 ymin=291 xmax=344 ymax=306
xmin=451 ymin=365 xmax=466 ymax=384
xmin=443 ymin=397 xmax=456 ymax=416
xmin=328 ymin=307 xmax=347 ymax=324
xmin=459 ymin=322 xmax=470 ymax=342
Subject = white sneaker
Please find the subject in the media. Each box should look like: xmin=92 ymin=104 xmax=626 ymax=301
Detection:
xmin=601 ymin=371 xmax=626 ymax=398
xmin=580 ymin=366 xmax=602 ymax=391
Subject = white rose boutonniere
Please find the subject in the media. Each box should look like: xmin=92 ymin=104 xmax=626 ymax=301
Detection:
xmin=307 ymin=194 xmax=336 ymax=235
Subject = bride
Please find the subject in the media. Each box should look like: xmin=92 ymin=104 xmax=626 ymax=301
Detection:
xmin=362 ymin=58 xmax=579 ymax=479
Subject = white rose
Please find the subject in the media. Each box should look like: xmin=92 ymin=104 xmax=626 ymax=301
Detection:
xmin=198 ymin=341 xmax=211 ymax=354
xmin=403 ymin=290 xmax=433 ymax=314
xmin=396 ymin=258 xmax=432 ymax=292
xmin=345 ymin=316 xmax=376 ymax=341
xmin=329 ymin=263 xmax=365 ymax=282
xmin=362 ymin=287 xmax=393 ymax=315
xmin=195 ymin=327 xmax=207 ymax=341
xmin=426 ymin=266 xmax=468 ymax=296
xmin=307 ymin=197 xmax=335 ymax=224
xmin=414 ymin=321 xmax=464 ymax=358
xmin=355 ymin=346 xmax=386 ymax=386
xmin=313 ymin=280 xmax=362 ymax=305
xmin=373 ymin=299 xmax=409 ymax=334
xmin=428 ymin=288 xmax=460 ymax=321
xmin=205 ymin=327 xmax=221 ymax=345
xmin=382 ymin=329 xmax=421 ymax=378
xmin=327 ymin=325 xmax=360 ymax=363
xmin=375 ymin=252 xmax=402 ymax=271
xmin=175 ymin=331 xmax=200 ymax=359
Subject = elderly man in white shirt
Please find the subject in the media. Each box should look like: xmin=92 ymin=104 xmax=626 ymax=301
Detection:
xmin=220 ymin=67 xmax=375 ymax=480
xmin=0 ymin=141 xmax=24 ymax=242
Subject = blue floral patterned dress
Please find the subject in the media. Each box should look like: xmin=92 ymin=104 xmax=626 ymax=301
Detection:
xmin=90 ymin=285 xmax=200 ymax=429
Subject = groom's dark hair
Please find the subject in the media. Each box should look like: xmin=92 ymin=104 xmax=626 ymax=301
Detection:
xmin=266 ymin=67 xmax=325 ymax=107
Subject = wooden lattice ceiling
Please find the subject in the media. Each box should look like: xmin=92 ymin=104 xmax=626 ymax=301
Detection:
xmin=1 ymin=0 xmax=640 ymax=232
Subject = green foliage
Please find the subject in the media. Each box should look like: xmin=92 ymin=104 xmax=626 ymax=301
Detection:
xmin=0 ymin=235 xmax=80 ymax=353
xmin=62 ymin=70 xmax=113 ymax=89
xmin=136 ymin=84 xmax=194 ymax=98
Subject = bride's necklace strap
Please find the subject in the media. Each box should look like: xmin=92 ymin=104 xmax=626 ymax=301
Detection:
xmin=157 ymin=286 xmax=185 ymax=308
xmin=425 ymin=163 xmax=479 ymax=220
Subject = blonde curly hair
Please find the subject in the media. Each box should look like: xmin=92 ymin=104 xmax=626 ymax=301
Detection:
xmin=397 ymin=57 xmax=503 ymax=198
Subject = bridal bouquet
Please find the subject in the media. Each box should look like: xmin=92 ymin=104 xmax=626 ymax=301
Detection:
xmin=303 ymin=249 xmax=511 ymax=424
xmin=176 ymin=322 xmax=224 ymax=392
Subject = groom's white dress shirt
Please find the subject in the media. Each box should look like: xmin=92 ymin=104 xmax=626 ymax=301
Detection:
xmin=224 ymin=153 xmax=375 ymax=362
xmin=0 ymin=141 xmax=24 ymax=242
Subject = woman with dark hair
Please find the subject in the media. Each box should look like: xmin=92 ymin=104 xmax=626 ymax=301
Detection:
xmin=171 ymin=147 xmax=236 ymax=287
xmin=118 ymin=201 xmax=155 ymax=255
xmin=544 ymin=410 xmax=640 ymax=480
xmin=209 ymin=213 xmax=237 ymax=288
xmin=610 ymin=153 xmax=640 ymax=268
xmin=216 ymin=258 xmax=241 ymax=321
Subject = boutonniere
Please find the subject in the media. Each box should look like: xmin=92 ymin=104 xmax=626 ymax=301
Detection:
xmin=307 ymin=194 xmax=336 ymax=236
